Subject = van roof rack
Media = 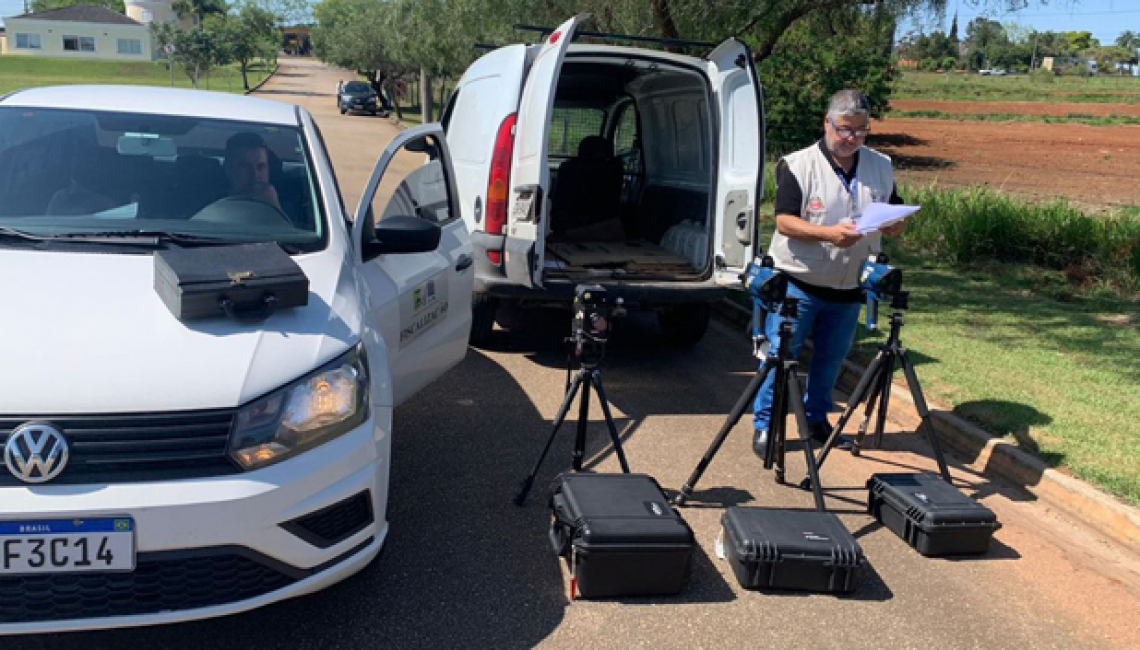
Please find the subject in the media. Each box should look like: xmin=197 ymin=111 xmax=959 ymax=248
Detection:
xmin=512 ymin=25 xmax=715 ymax=52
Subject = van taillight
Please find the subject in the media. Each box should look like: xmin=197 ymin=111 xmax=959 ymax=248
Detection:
xmin=484 ymin=112 xmax=517 ymax=265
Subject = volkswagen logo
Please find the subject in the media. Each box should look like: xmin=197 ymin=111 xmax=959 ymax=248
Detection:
xmin=4 ymin=422 xmax=70 ymax=484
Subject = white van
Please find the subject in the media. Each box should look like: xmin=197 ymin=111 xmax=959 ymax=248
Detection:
xmin=0 ymin=86 xmax=472 ymax=633
xmin=443 ymin=16 xmax=764 ymax=345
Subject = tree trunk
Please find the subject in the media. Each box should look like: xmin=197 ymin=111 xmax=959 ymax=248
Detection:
xmin=241 ymin=60 xmax=250 ymax=91
xmin=420 ymin=68 xmax=433 ymax=123
xmin=649 ymin=0 xmax=680 ymax=40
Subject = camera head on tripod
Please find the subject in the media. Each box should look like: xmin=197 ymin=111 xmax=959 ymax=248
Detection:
xmin=742 ymin=256 xmax=791 ymax=357
xmin=571 ymin=284 xmax=624 ymax=366
xmin=860 ymin=254 xmax=906 ymax=330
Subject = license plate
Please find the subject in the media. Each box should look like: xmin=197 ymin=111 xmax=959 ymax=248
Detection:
xmin=0 ymin=518 xmax=135 ymax=575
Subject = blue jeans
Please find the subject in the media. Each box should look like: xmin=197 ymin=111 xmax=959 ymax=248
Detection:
xmin=753 ymin=283 xmax=862 ymax=433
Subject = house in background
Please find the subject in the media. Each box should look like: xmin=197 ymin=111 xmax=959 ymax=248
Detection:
xmin=1 ymin=6 xmax=154 ymax=60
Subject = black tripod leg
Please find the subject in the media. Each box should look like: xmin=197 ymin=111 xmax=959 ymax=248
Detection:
xmin=854 ymin=363 xmax=889 ymax=454
xmin=572 ymin=369 xmax=592 ymax=472
xmin=899 ymin=349 xmax=953 ymax=483
xmin=786 ymin=369 xmax=827 ymax=512
xmin=766 ymin=359 xmax=788 ymax=474
xmin=674 ymin=361 xmax=775 ymax=506
xmin=873 ymin=352 xmax=896 ymax=450
xmin=589 ymin=370 xmax=631 ymax=474
xmin=768 ymin=361 xmax=789 ymax=482
xmin=815 ymin=351 xmax=887 ymax=471
xmin=514 ymin=371 xmax=586 ymax=506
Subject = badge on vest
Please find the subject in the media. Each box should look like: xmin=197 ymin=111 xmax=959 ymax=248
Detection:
xmin=807 ymin=196 xmax=826 ymax=219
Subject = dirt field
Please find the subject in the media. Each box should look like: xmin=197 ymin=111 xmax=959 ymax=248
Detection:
xmin=892 ymin=98 xmax=1140 ymax=117
xmin=868 ymin=117 xmax=1140 ymax=210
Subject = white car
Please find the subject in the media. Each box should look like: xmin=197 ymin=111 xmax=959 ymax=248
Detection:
xmin=0 ymin=86 xmax=473 ymax=633
xmin=444 ymin=16 xmax=764 ymax=347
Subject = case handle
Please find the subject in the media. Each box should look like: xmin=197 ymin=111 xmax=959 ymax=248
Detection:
xmin=219 ymin=293 xmax=279 ymax=323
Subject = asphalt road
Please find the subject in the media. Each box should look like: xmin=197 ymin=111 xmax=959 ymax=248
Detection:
xmin=9 ymin=57 xmax=1140 ymax=650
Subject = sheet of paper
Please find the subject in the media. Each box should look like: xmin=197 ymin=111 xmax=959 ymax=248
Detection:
xmin=854 ymin=203 xmax=920 ymax=234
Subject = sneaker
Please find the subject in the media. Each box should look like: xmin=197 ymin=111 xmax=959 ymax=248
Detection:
xmin=808 ymin=420 xmax=853 ymax=451
xmin=752 ymin=429 xmax=769 ymax=458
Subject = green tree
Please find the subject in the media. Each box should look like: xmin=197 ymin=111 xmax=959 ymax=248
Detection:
xmin=215 ymin=4 xmax=281 ymax=90
xmin=1116 ymin=31 xmax=1139 ymax=64
xmin=30 ymin=0 xmax=125 ymax=13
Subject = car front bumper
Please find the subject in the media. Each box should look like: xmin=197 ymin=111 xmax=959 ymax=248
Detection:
xmin=0 ymin=414 xmax=389 ymax=635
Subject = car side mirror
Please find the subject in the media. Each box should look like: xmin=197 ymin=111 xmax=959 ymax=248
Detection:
xmin=362 ymin=216 xmax=441 ymax=261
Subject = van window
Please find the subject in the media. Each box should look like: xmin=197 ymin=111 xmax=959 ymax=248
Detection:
xmin=548 ymin=107 xmax=604 ymax=158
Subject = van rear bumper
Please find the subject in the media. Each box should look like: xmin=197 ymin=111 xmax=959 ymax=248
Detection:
xmin=476 ymin=276 xmax=728 ymax=308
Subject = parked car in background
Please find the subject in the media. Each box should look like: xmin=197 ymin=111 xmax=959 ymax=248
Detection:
xmin=0 ymin=85 xmax=472 ymax=634
xmin=339 ymin=81 xmax=386 ymax=116
xmin=443 ymin=15 xmax=764 ymax=347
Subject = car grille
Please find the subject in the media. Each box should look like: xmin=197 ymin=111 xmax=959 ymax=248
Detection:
xmin=0 ymin=410 xmax=239 ymax=486
xmin=0 ymin=549 xmax=296 ymax=624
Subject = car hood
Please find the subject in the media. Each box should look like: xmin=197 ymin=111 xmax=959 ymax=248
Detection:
xmin=0 ymin=246 xmax=361 ymax=415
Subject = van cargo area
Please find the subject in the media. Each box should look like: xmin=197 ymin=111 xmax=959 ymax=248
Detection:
xmin=545 ymin=55 xmax=713 ymax=282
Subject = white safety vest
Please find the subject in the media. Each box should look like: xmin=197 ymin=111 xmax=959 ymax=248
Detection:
xmin=767 ymin=143 xmax=895 ymax=289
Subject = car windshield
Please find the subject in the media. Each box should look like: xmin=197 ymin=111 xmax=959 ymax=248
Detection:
xmin=0 ymin=107 xmax=325 ymax=251
xmin=344 ymin=82 xmax=371 ymax=94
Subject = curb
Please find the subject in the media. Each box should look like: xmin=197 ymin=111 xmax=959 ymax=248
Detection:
xmin=711 ymin=299 xmax=1140 ymax=551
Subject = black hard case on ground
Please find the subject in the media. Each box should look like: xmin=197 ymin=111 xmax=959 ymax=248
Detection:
xmin=154 ymin=243 xmax=308 ymax=321
xmin=721 ymin=507 xmax=865 ymax=593
xmin=867 ymin=472 xmax=1001 ymax=556
xmin=549 ymin=473 xmax=694 ymax=599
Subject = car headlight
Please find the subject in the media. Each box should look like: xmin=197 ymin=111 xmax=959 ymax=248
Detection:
xmin=228 ymin=345 xmax=369 ymax=471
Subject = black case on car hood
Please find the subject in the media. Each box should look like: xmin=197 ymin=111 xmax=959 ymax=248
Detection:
xmin=549 ymin=473 xmax=694 ymax=599
xmin=154 ymin=242 xmax=309 ymax=322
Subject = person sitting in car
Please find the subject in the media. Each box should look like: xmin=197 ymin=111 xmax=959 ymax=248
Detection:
xmin=223 ymin=132 xmax=282 ymax=212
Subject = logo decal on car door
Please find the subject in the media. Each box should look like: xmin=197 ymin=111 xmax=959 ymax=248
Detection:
xmin=401 ymin=273 xmax=450 ymax=345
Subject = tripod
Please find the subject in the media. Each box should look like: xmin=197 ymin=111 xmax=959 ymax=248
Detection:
xmin=514 ymin=340 xmax=631 ymax=506
xmin=673 ymin=298 xmax=827 ymax=511
xmin=807 ymin=291 xmax=952 ymax=487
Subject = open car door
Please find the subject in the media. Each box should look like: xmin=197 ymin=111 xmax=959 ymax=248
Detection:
xmin=707 ymin=38 xmax=764 ymax=285
xmin=503 ymin=14 xmax=583 ymax=289
xmin=353 ymin=124 xmax=474 ymax=406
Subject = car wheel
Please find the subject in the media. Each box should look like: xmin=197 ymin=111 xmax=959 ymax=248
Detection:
xmin=658 ymin=303 xmax=711 ymax=347
xmin=370 ymin=110 xmax=378 ymax=116
xmin=340 ymin=108 xmax=347 ymax=115
xmin=469 ymin=294 xmax=499 ymax=348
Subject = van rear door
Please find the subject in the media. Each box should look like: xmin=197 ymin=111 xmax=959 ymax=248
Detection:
xmin=707 ymin=38 xmax=763 ymax=285
xmin=503 ymin=15 xmax=582 ymax=289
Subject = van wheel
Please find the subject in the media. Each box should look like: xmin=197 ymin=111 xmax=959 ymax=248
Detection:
xmin=469 ymin=294 xmax=499 ymax=348
xmin=658 ymin=304 xmax=711 ymax=347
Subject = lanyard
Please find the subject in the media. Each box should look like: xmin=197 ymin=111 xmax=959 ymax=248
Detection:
xmin=833 ymin=166 xmax=860 ymax=218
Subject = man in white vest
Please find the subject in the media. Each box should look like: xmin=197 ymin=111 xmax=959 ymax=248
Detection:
xmin=753 ymin=89 xmax=907 ymax=455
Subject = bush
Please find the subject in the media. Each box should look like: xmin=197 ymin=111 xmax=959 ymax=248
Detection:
xmin=1031 ymin=68 xmax=1055 ymax=84
xmin=941 ymin=57 xmax=958 ymax=72
xmin=921 ymin=57 xmax=939 ymax=71
xmin=897 ymin=185 xmax=1140 ymax=293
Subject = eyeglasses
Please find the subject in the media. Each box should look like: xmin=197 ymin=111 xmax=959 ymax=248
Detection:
xmin=828 ymin=117 xmax=870 ymax=139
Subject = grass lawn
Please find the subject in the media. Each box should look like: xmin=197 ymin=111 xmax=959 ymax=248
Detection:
xmin=0 ymin=56 xmax=273 ymax=96
xmin=894 ymin=70 xmax=1140 ymax=103
xmin=846 ymin=250 xmax=1140 ymax=506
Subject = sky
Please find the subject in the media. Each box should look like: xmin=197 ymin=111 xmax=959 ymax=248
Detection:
xmin=900 ymin=0 xmax=1140 ymax=45
xmin=1 ymin=0 xmax=1137 ymax=45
